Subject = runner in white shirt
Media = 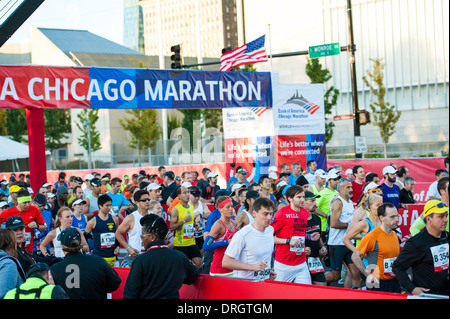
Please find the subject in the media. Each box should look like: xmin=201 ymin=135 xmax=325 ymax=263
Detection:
xmin=115 ymin=189 xmax=150 ymax=267
xmin=222 ymin=197 xmax=277 ymax=281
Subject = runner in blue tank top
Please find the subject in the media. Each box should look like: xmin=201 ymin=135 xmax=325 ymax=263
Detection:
xmin=85 ymin=194 xmax=119 ymax=266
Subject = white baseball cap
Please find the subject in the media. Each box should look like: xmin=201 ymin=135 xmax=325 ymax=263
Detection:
xmin=364 ymin=182 xmax=381 ymax=194
xmin=181 ymin=182 xmax=193 ymax=188
xmin=326 ymin=171 xmax=340 ymax=181
xmin=231 ymin=183 xmax=246 ymax=193
xmin=277 ymin=180 xmax=288 ymax=188
xmin=345 ymin=169 xmax=353 ymax=176
xmin=147 ymin=183 xmax=163 ymax=191
xmin=314 ymin=169 xmax=327 ymax=178
xmin=268 ymin=166 xmax=278 ymax=172
xmin=269 ymin=172 xmax=278 ymax=180
xmin=84 ymin=174 xmax=95 ymax=181
xmin=72 ymin=199 xmax=87 ymax=206
xmin=382 ymin=166 xmax=397 ymax=175
xmin=207 ymin=172 xmax=218 ymax=179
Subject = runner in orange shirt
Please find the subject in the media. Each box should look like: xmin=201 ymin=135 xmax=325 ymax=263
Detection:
xmin=351 ymin=202 xmax=401 ymax=293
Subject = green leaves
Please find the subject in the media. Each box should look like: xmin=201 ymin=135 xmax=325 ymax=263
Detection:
xmin=362 ymin=58 xmax=402 ymax=146
xmin=76 ymin=109 xmax=102 ymax=153
xmin=305 ymin=58 xmax=339 ymax=142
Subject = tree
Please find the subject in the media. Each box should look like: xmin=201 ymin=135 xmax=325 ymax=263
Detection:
xmin=167 ymin=114 xmax=181 ymax=138
xmin=305 ymin=58 xmax=339 ymax=142
xmin=44 ymin=109 xmax=71 ymax=153
xmin=178 ymin=109 xmax=202 ymax=152
xmin=120 ymin=109 xmax=161 ymax=166
xmin=76 ymin=109 xmax=102 ymax=155
xmin=362 ymin=58 xmax=401 ymax=158
xmin=4 ymin=109 xmax=27 ymax=143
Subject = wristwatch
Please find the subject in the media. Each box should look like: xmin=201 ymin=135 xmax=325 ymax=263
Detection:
xmin=286 ymin=238 xmax=291 ymax=245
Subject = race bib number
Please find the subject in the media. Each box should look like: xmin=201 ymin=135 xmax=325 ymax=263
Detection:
xmin=100 ymin=232 xmax=115 ymax=249
xmin=110 ymin=207 xmax=119 ymax=217
xmin=307 ymin=257 xmax=325 ymax=274
xmin=253 ymin=265 xmax=271 ymax=281
xmin=430 ymin=243 xmax=449 ymax=272
xmin=290 ymin=236 xmax=305 ymax=254
xmin=183 ymin=223 xmax=194 ymax=239
xmin=24 ymin=232 xmax=31 ymax=247
xmin=383 ymin=257 xmax=397 ymax=277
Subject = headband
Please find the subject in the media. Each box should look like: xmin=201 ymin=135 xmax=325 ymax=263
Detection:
xmin=17 ymin=196 xmax=32 ymax=204
xmin=218 ymin=198 xmax=232 ymax=209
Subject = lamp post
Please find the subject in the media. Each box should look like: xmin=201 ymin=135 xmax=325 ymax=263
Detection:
xmin=83 ymin=120 xmax=92 ymax=170
xmin=346 ymin=0 xmax=362 ymax=159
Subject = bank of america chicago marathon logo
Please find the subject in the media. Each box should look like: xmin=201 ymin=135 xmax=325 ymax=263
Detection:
xmin=251 ymin=91 xmax=320 ymax=117
xmin=284 ymin=91 xmax=321 ymax=115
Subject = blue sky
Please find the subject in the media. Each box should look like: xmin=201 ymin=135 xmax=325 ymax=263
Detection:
xmin=6 ymin=0 xmax=124 ymax=45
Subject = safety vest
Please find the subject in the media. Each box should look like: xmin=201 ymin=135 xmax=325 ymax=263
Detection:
xmin=3 ymin=277 xmax=55 ymax=299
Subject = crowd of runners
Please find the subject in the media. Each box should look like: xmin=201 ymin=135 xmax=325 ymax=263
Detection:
xmin=0 ymin=157 xmax=448 ymax=299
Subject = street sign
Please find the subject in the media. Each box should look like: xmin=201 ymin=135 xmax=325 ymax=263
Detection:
xmin=355 ymin=136 xmax=368 ymax=154
xmin=309 ymin=43 xmax=341 ymax=59
xmin=333 ymin=114 xmax=353 ymax=121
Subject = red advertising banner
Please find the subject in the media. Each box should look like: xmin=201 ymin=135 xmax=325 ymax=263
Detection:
xmin=275 ymin=135 xmax=308 ymax=169
xmin=328 ymin=157 xmax=446 ymax=204
xmin=398 ymin=204 xmax=426 ymax=247
xmin=0 ymin=65 xmax=91 ymax=109
xmin=111 ymin=268 xmax=409 ymax=300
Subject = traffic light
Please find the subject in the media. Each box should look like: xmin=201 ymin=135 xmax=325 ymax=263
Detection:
xmin=358 ymin=110 xmax=371 ymax=126
xmin=171 ymin=45 xmax=182 ymax=69
xmin=222 ymin=46 xmax=232 ymax=55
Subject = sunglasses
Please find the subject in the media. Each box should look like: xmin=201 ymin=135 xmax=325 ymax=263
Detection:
xmin=139 ymin=198 xmax=151 ymax=202
xmin=424 ymin=202 xmax=448 ymax=216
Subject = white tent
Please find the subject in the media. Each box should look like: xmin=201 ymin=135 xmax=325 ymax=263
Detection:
xmin=0 ymin=135 xmax=49 ymax=161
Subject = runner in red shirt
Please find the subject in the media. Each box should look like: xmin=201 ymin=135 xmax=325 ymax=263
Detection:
xmin=271 ymin=185 xmax=320 ymax=284
xmin=0 ymin=188 xmax=46 ymax=252
xmin=351 ymin=165 xmax=365 ymax=204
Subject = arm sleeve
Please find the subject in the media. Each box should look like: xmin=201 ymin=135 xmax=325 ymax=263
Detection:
xmin=202 ymin=235 xmax=229 ymax=252
xmin=409 ymin=218 xmax=425 ymax=236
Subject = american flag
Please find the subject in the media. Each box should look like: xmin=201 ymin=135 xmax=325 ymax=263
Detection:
xmin=220 ymin=35 xmax=268 ymax=71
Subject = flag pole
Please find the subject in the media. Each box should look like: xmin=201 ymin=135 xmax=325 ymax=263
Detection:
xmin=268 ymin=24 xmax=273 ymax=73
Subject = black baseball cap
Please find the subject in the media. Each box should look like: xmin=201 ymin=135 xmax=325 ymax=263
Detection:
xmin=58 ymin=227 xmax=81 ymax=247
xmin=190 ymin=186 xmax=201 ymax=197
xmin=33 ymin=193 xmax=47 ymax=206
xmin=305 ymin=191 xmax=321 ymax=200
xmin=295 ymin=175 xmax=309 ymax=187
xmin=27 ymin=262 xmax=50 ymax=278
xmin=5 ymin=216 xmax=25 ymax=230
xmin=90 ymin=178 xmax=102 ymax=187
xmin=246 ymin=190 xmax=260 ymax=200
xmin=214 ymin=189 xmax=231 ymax=200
